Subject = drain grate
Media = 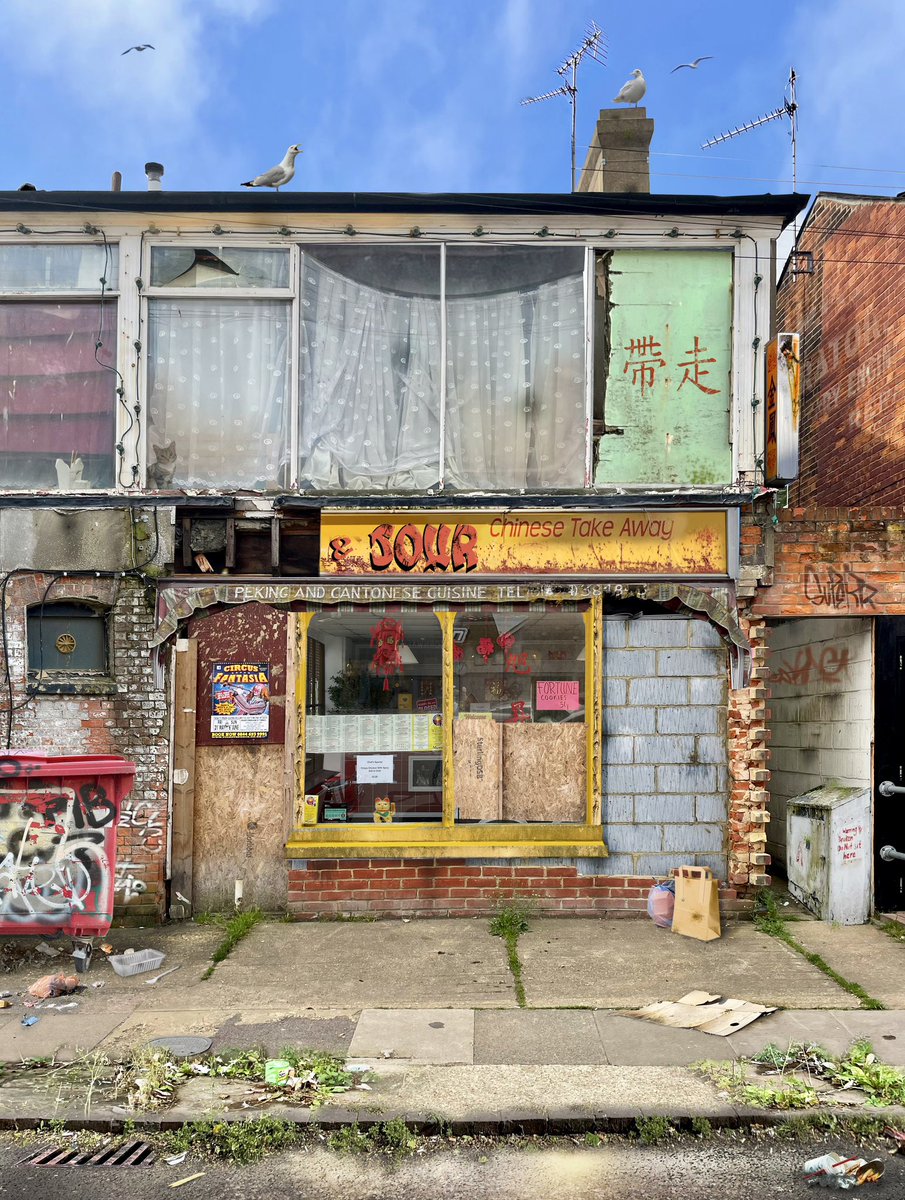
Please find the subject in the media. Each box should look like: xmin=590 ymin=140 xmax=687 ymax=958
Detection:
xmin=22 ymin=1139 xmax=156 ymax=1167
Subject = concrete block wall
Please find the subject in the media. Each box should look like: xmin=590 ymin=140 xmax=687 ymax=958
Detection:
xmin=599 ymin=615 xmax=729 ymax=879
xmin=766 ymin=617 xmax=872 ymax=869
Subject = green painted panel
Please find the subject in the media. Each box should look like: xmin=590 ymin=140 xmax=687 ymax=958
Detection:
xmin=596 ymin=250 xmax=733 ymax=485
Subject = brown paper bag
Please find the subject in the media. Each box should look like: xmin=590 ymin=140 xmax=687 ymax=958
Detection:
xmin=672 ymin=866 xmax=721 ymax=942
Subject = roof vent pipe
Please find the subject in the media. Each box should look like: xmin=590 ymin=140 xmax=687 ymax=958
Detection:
xmin=111 ymin=171 xmax=122 ymax=192
xmin=145 ymin=162 xmax=164 ymax=191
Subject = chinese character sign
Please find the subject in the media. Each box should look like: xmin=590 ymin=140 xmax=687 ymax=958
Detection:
xmin=211 ymin=663 xmax=270 ymax=740
xmin=599 ymin=250 xmax=733 ymax=487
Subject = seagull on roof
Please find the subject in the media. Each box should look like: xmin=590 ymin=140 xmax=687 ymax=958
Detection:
xmin=613 ymin=69 xmax=646 ymax=106
xmin=241 ymin=144 xmax=303 ymax=192
xmin=122 ymin=44 xmax=155 ymax=54
xmin=671 ymin=56 xmax=713 ymax=73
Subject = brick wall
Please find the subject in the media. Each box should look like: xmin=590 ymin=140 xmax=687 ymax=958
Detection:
xmin=2 ymin=573 xmax=170 ymax=921
xmin=287 ymin=858 xmax=744 ymax=919
xmin=754 ymin=507 xmax=905 ymax=618
xmin=778 ymin=196 xmax=905 ymax=508
xmin=765 ymin=617 xmax=872 ymax=869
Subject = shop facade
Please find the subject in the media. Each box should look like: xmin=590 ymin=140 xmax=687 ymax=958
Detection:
xmin=0 ymin=183 xmax=803 ymax=920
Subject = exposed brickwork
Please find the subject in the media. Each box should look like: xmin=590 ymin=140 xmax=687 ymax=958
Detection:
xmin=778 ymin=196 xmax=905 ymax=509
xmin=753 ymin=506 xmax=905 ymax=618
xmin=2 ymin=573 xmax=169 ymax=920
xmin=286 ymin=858 xmax=745 ymax=919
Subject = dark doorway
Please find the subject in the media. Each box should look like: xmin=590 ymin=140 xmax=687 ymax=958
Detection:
xmin=874 ymin=618 xmax=905 ymax=910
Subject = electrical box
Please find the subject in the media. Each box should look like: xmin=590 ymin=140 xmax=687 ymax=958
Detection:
xmin=786 ymin=785 xmax=871 ymax=925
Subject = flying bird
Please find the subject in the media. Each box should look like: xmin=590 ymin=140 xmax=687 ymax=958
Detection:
xmin=241 ymin=144 xmax=303 ymax=192
xmin=613 ymin=68 xmax=646 ymax=106
xmin=671 ymin=56 xmax=713 ymax=73
xmin=122 ymin=44 xmax=155 ymax=54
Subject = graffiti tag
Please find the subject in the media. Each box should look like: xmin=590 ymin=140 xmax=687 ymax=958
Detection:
xmin=804 ymin=565 xmax=878 ymax=610
xmin=773 ymin=644 xmax=851 ymax=687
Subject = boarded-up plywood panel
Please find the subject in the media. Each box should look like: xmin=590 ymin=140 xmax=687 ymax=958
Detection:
xmin=171 ymin=639 xmax=197 ymax=910
xmin=501 ymin=724 xmax=586 ymax=823
xmin=193 ymin=744 xmax=287 ymax=911
xmin=453 ymin=718 xmax=502 ymax=820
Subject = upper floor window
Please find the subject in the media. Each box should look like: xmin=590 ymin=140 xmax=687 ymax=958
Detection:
xmin=0 ymin=244 xmax=118 ymax=491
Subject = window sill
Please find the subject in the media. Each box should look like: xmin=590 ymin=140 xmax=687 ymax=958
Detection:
xmin=286 ymin=824 xmax=608 ymax=860
xmin=27 ymin=677 xmax=118 ymax=697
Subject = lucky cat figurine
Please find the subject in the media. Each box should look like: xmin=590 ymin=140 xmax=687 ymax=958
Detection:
xmin=147 ymin=439 xmax=178 ymax=488
xmin=373 ymin=797 xmax=396 ymax=824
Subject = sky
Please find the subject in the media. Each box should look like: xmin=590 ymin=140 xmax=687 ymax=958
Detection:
xmin=0 ymin=0 xmax=903 ymax=208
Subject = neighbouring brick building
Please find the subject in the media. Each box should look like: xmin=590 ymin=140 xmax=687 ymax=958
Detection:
xmin=754 ymin=192 xmax=905 ymax=917
xmin=0 ymin=111 xmax=806 ymax=925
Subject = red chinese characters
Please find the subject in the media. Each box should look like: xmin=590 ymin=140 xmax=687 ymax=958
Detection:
xmin=476 ymin=637 xmax=496 ymax=664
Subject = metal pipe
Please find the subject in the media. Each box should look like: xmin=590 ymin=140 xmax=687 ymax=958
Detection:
xmin=879 ymin=781 xmax=905 ymax=797
xmin=880 ymin=845 xmax=905 ymax=864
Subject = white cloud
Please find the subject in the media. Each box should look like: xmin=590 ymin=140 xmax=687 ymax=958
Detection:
xmin=2 ymin=0 xmax=273 ymax=136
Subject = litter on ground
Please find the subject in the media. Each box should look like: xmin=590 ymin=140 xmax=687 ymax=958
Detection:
xmin=629 ymin=990 xmax=777 ymax=1036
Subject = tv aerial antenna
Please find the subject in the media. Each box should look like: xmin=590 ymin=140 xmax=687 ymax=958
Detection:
xmin=702 ymin=67 xmax=799 ymax=193
xmin=521 ymin=21 xmax=607 ymax=192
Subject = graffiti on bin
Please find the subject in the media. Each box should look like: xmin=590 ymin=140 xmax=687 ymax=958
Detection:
xmin=0 ymin=786 xmax=114 ymax=925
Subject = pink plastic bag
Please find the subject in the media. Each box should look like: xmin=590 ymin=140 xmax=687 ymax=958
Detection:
xmin=647 ymin=881 xmax=675 ymax=929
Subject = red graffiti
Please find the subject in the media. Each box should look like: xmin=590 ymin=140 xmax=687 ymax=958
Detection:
xmin=773 ymin=644 xmax=850 ymax=686
xmin=623 ymin=336 xmax=666 ymax=396
xmin=368 ymin=523 xmax=478 ymax=573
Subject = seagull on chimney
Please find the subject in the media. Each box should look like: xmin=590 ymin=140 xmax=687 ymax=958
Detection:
xmin=671 ymin=56 xmax=714 ymax=73
xmin=613 ymin=69 xmax=646 ymax=106
xmin=241 ymin=145 xmax=303 ymax=192
xmin=122 ymin=44 xmax=155 ymax=54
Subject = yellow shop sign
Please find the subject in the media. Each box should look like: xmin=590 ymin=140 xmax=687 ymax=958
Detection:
xmin=320 ymin=510 xmax=731 ymax=578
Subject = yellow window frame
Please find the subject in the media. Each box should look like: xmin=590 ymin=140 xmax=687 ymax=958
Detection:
xmin=285 ymin=598 xmax=607 ymax=859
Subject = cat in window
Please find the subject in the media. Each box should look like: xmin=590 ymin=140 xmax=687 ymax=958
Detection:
xmin=147 ymin=440 xmax=178 ymax=488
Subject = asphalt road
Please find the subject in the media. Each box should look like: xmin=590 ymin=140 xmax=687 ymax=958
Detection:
xmin=0 ymin=1133 xmax=901 ymax=1200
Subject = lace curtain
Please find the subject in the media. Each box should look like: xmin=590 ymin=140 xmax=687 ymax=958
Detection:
xmin=298 ymin=252 xmax=586 ymax=492
xmin=445 ymin=273 xmax=586 ymax=489
xmin=298 ymin=257 xmax=442 ymax=491
xmin=147 ymin=299 xmax=290 ymax=490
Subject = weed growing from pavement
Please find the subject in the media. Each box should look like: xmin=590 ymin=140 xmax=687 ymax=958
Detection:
xmin=162 ymin=1116 xmax=299 ymax=1165
xmin=490 ymin=898 xmax=535 ymax=1008
xmin=697 ymin=1038 xmax=905 ymax=1111
xmin=690 ymin=1117 xmax=713 ymax=1138
xmin=634 ymin=1116 xmax=676 ymax=1145
xmin=754 ymin=891 xmax=884 ymax=1009
xmin=202 ymin=906 xmax=265 ymax=979
xmin=877 ymin=919 xmax=905 ymax=944
xmin=326 ymin=1119 xmax=419 ymax=1156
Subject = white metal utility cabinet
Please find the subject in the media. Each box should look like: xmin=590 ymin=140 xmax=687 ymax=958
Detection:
xmin=786 ymin=785 xmax=871 ymax=925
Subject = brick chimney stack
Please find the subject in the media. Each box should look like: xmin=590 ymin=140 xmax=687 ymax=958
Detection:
xmin=577 ymin=107 xmax=654 ymax=193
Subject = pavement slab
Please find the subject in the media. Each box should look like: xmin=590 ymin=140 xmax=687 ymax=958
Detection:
xmin=724 ymin=1010 xmax=855 ymax=1059
xmin=348 ymin=1008 xmax=475 ymax=1063
xmin=474 ymin=1009 xmax=606 ymax=1065
xmin=594 ymin=1012 xmax=718 ymax=1065
xmin=517 ymin=919 xmax=854 ymax=1008
xmin=208 ymin=1011 xmax=357 ymax=1056
xmin=0 ymin=1009 xmax=130 ymax=1062
xmin=208 ymin=920 xmax=514 ymax=1009
xmin=790 ymin=921 xmax=905 ymax=1008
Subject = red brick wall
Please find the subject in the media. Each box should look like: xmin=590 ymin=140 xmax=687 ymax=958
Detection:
xmin=753 ymin=506 xmax=905 ymax=618
xmin=287 ymin=858 xmax=744 ymax=919
xmin=778 ymin=196 xmax=905 ymax=508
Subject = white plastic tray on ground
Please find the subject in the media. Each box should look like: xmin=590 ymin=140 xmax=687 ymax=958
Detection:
xmin=109 ymin=948 xmax=166 ymax=977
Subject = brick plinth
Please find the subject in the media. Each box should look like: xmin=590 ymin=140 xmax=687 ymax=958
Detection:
xmin=286 ymin=859 xmax=746 ymax=919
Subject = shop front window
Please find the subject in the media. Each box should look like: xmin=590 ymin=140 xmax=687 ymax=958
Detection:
xmin=304 ymin=611 xmax=444 ymax=824
xmin=452 ymin=607 xmax=587 ymax=823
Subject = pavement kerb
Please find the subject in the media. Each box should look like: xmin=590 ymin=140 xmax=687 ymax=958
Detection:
xmin=2 ymin=1102 xmax=904 ymax=1139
